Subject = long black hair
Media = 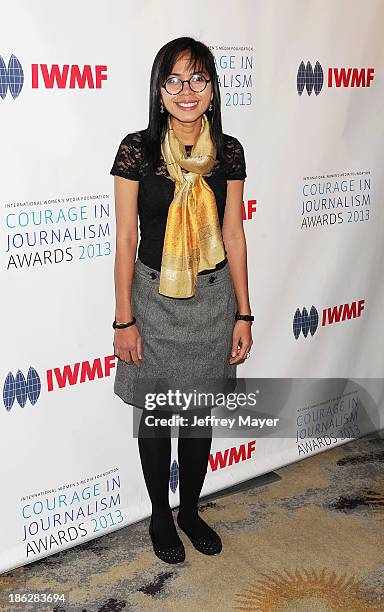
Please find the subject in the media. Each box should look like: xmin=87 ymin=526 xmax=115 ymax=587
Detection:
xmin=142 ymin=36 xmax=223 ymax=169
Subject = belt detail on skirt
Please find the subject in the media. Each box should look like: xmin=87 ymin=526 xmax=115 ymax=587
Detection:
xmin=134 ymin=257 xmax=231 ymax=290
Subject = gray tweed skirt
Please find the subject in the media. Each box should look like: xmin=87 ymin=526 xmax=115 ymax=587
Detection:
xmin=114 ymin=257 xmax=238 ymax=410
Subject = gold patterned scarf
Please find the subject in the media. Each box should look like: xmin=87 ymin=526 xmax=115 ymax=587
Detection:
xmin=159 ymin=113 xmax=226 ymax=298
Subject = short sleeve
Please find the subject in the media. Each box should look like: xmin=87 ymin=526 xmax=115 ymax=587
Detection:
xmin=226 ymin=137 xmax=247 ymax=180
xmin=110 ymin=132 xmax=141 ymax=181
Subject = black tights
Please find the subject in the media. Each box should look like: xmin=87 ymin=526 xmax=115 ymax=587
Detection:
xmin=138 ymin=407 xmax=218 ymax=547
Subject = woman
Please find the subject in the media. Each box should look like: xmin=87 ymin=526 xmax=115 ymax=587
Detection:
xmin=110 ymin=36 xmax=254 ymax=564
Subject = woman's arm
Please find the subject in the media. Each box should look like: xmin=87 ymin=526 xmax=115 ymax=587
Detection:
xmin=222 ymin=179 xmax=251 ymax=315
xmin=222 ymin=179 xmax=253 ymax=364
xmin=113 ymin=175 xmax=142 ymax=365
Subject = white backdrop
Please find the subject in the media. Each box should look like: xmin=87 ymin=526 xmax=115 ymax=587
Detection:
xmin=1 ymin=0 xmax=384 ymax=574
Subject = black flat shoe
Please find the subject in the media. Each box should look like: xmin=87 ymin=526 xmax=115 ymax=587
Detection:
xmin=176 ymin=514 xmax=222 ymax=555
xmin=148 ymin=518 xmax=185 ymax=564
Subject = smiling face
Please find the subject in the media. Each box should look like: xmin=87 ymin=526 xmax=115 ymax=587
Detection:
xmin=160 ymin=52 xmax=213 ymax=124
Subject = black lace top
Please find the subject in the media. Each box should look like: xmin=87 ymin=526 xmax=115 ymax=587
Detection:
xmin=110 ymin=129 xmax=246 ymax=274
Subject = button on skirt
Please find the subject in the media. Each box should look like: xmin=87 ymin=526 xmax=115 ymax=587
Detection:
xmin=113 ymin=257 xmax=238 ymax=410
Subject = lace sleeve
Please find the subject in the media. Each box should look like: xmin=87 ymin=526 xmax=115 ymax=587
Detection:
xmin=110 ymin=132 xmax=141 ymax=181
xmin=226 ymin=137 xmax=247 ymax=180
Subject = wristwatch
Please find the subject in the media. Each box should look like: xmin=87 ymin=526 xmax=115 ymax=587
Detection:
xmin=235 ymin=311 xmax=254 ymax=323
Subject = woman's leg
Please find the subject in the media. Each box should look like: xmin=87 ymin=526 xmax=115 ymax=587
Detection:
xmin=137 ymin=408 xmax=181 ymax=547
xmin=177 ymin=408 xmax=221 ymax=541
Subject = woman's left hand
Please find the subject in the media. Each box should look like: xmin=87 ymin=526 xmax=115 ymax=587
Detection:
xmin=229 ymin=321 xmax=253 ymax=364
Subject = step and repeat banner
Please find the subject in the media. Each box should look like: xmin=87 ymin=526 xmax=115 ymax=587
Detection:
xmin=1 ymin=0 xmax=383 ymax=574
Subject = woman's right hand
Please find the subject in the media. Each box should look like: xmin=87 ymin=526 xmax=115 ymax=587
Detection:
xmin=114 ymin=325 xmax=142 ymax=367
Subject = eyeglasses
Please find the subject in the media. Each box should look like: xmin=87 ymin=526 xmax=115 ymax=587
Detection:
xmin=162 ymin=73 xmax=211 ymax=95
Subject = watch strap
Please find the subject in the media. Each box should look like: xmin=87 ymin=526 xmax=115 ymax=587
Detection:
xmin=113 ymin=317 xmax=136 ymax=329
xmin=235 ymin=311 xmax=254 ymax=322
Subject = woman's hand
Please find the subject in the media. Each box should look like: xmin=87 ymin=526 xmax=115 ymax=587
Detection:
xmin=114 ymin=325 xmax=142 ymax=367
xmin=229 ymin=321 xmax=253 ymax=364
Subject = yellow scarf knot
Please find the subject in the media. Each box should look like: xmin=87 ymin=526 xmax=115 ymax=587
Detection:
xmin=159 ymin=114 xmax=226 ymax=298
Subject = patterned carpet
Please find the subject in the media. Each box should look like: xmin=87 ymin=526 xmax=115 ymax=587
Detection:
xmin=1 ymin=430 xmax=384 ymax=611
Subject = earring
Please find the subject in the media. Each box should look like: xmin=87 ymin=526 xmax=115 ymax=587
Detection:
xmin=160 ymin=102 xmax=164 ymax=114
xmin=209 ymin=100 xmax=213 ymax=111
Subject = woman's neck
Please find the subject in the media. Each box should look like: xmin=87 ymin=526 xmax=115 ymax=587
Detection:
xmin=170 ymin=115 xmax=202 ymax=146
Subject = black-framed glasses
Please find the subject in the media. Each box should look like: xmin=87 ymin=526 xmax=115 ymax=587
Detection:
xmin=162 ymin=73 xmax=211 ymax=95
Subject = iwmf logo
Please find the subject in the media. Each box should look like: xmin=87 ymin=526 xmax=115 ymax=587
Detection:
xmin=0 ymin=53 xmax=107 ymax=100
xmin=169 ymin=441 xmax=256 ymax=494
xmin=3 ymin=356 xmax=115 ymax=411
xmin=297 ymin=61 xmax=374 ymax=96
xmin=293 ymin=299 xmax=365 ymax=339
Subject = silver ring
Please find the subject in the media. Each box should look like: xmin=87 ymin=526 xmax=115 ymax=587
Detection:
xmin=246 ymin=352 xmax=251 ymax=359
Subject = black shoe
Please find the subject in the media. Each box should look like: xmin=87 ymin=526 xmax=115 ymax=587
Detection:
xmin=148 ymin=518 xmax=185 ymax=564
xmin=176 ymin=513 xmax=222 ymax=555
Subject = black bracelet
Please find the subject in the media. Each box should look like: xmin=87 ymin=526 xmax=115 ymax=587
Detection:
xmin=235 ymin=311 xmax=254 ymax=323
xmin=113 ymin=317 xmax=136 ymax=329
